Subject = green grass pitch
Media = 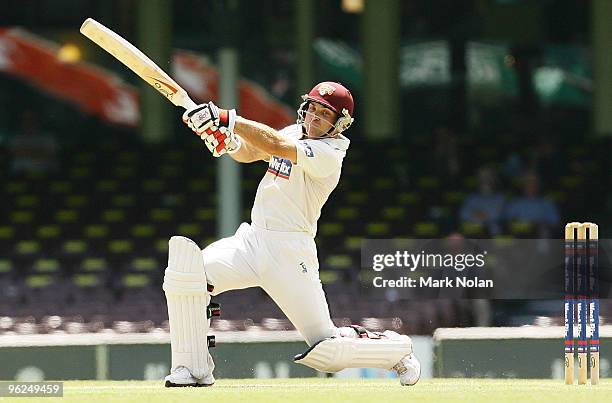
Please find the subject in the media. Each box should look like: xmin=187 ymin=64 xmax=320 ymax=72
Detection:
xmin=31 ymin=378 xmax=612 ymax=403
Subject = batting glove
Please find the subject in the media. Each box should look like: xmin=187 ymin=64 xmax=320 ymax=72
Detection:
xmin=182 ymin=102 xmax=241 ymax=157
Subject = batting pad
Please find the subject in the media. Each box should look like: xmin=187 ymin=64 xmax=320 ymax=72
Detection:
xmin=163 ymin=236 xmax=211 ymax=379
xmin=294 ymin=334 xmax=413 ymax=372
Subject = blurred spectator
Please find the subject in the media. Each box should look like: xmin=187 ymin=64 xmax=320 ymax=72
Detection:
xmin=269 ymin=49 xmax=295 ymax=105
xmin=499 ymin=131 xmax=524 ymax=182
xmin=9 ymin=110 xmax=58 ymax=175
xmin=502 ymin=136 xmax=562 ymax=184
xmin=501 ymin=150 xmax=524 ymax=181
xmin=459 ymin=167 xmax=505 ymax=235
xmin=271 ymin=71 xmax=291 ymax=102
xmin=433 ymin=126 xmax=461 ymax=178
xmin=503 ymin=171 xmax=560 ymax=235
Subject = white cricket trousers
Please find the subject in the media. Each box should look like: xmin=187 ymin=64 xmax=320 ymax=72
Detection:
xmin=202 ymin=222 xmax=337 ymax=346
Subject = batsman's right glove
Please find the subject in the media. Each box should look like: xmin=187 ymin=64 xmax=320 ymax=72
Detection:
xmin=182 ymin=101 xmax=241 ymax=157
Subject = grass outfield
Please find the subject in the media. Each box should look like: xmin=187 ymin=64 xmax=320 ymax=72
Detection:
xmin=22 ymin=379 xmax=610 ymax=403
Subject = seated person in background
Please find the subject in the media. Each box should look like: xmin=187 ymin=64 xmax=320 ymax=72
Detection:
xmin=459 ymin=167 xmax=505 ymax=235
xmin=503 ymin=171 xmax=560 ymax=236
xmin=433 ymin=126 xmax=461 ymax=178
xmin=9 ymin=110 xmax=58 ymax=175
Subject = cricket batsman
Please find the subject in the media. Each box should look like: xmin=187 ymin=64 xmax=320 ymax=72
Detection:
xmin=162 ymin=82 xmax=421 ymax=387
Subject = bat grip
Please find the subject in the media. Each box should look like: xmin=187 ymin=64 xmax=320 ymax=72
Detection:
xmin=182 ymin=96 xmax=197 ymax=110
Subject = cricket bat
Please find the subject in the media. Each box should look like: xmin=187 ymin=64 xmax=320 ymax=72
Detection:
xmin=80 ymin=18 xmax=196 ymax=110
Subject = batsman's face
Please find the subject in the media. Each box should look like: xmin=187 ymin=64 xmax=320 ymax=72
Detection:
xmin=304 ymin=102 xmax=339 ymax=138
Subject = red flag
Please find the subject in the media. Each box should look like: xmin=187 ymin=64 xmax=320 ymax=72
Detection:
xmin=0 ymin=28 xmax=139 ymax=126
xmin=173 ymin=50 xmax=294 ymax=129
xmin=0 ymin=29 xmax=294 ymax=130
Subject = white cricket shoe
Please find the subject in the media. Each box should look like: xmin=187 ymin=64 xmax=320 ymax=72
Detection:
xmin=164 ymin=366 xmax=214 ymax=387
xmin=393 ymin=353 xmax=421 ymax=386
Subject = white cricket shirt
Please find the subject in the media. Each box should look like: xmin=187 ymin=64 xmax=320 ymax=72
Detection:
xmin=250 ymin=124 xmax=350 ymax=237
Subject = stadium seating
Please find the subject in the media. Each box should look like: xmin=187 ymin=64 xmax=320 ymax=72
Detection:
xmin=0 ymin=132 xmax=610 ymax=335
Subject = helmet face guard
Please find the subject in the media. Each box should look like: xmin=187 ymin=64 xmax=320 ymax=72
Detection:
xmin=296 ymin=82 xmax=354 ymax=137
xmin=297 ymin=101 xmax=353 ymax=137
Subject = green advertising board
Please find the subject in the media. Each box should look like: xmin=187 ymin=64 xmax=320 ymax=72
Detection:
xmin=434 ymin=326 xmax=612 ymax=378
xmin=0 ymin=332 xmax=316 ymax=381
xmin=533 ymin=45 xmax=591 ymax=108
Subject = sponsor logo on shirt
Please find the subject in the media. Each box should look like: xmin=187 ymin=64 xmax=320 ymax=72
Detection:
xmin=267 ymin=156 xmax=292 ymax=179
xmin=302 ymin=141 xmax=315 ymax=157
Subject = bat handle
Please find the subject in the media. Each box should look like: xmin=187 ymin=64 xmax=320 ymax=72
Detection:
xmin=181 ymin=96 xmax=197 ymax=110
xmin=174 ymin=90 xmax=197 ymax=110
